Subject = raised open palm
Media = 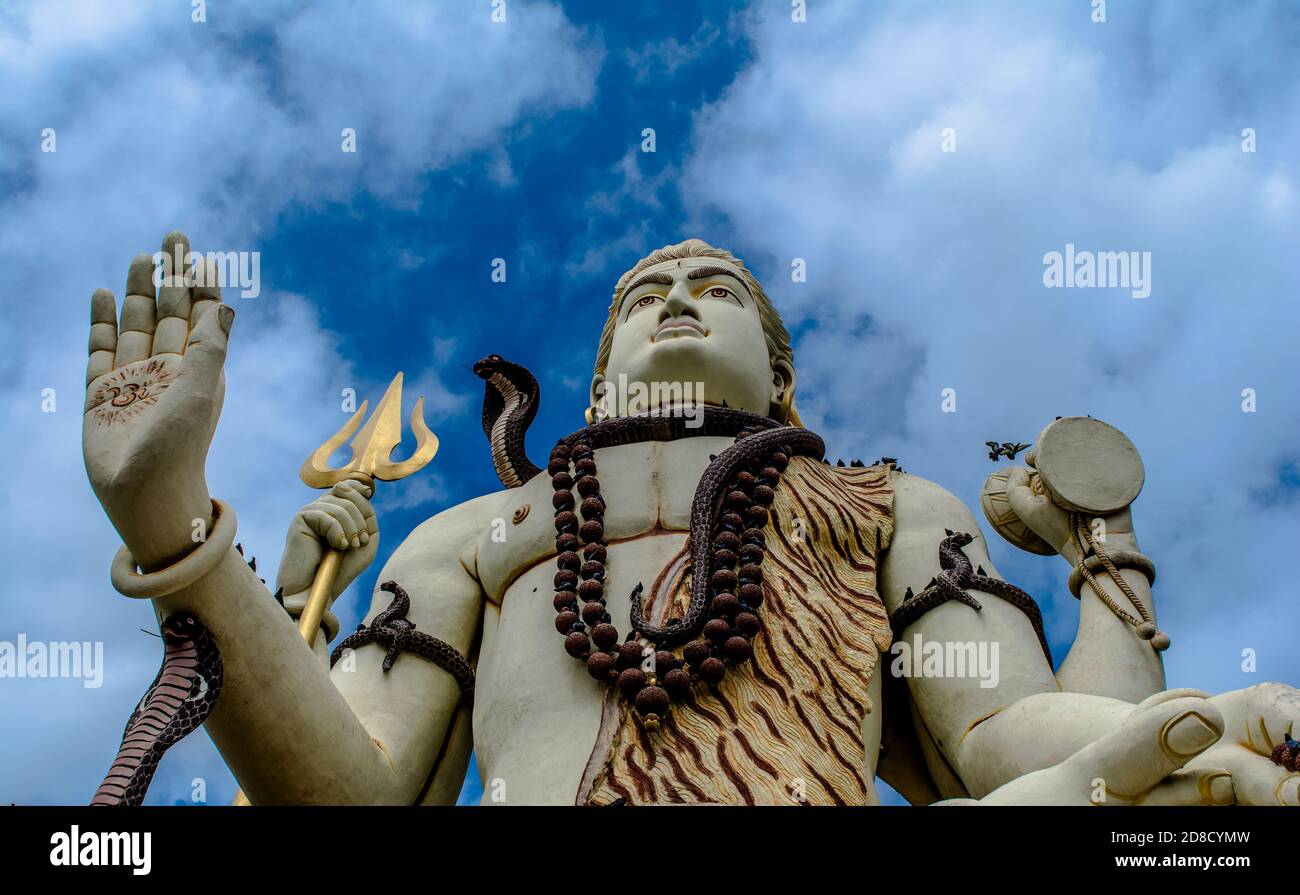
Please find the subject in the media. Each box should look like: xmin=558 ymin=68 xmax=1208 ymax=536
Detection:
xmin=82 ymin=232 xmax=235 ymax=571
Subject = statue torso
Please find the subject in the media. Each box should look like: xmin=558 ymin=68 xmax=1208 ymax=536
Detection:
xmin=469 ymin=435 xmax=894 ymax=805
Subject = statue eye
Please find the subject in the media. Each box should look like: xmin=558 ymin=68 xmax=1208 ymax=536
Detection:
xmin=704 ymin=286 xmax=735 ymax=300
xmin=634 ymin=295 xmax=659 ymax=308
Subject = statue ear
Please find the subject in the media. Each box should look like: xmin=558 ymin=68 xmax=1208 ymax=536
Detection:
xmin=769 ymin=360 xmax=796 ymax=422
xmin=588 ymin=374 xmax=609 ymax=421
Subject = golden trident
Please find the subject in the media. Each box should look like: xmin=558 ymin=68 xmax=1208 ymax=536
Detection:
xmin=233 ymin=371 xmax=437 ymax=806
xmin=294 ymin=371 xmax=439 ymax=644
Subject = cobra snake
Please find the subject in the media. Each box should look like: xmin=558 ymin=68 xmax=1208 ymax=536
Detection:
xmin=91 ymin=613 xmax=223 ymax=806
xmin=331 ymin=580 xmax=476 ymax=705
xmin=890 ymin=531 xmax=1053 ymax=664
xmin=474 ymin=354 xmax=542 ymax=488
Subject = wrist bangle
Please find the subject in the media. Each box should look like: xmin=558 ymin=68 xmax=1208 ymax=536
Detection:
xmin=111 ymin=499 xmax=237 ymax=599
xmin=1067 ymin=548 xmax=1156 ymax=599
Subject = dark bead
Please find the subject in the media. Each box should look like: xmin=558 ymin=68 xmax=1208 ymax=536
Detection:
xmin=556 ymin=533 xmax=579 ymax=553
xmin=759 ymin=466 xmax=780 ymax=483
xmin=752 ymin=485 xmax=775 ymax=506
xmin=552 ymin=490 xmax=575 ymax=511
xmin=553 ymin=593 xmax=577 ymax=612
xmin=575 ymin=475 xmax=600 ymax=497
xmin=587 ymin=651 xmax=616 ymax=680
xmin=564 ymin=631 xmax=590 ymax=658
xmin=741 ymin=528 xmax=766 ymax=547
xmin=739 ymin=544 xmax=764 ymax=564
xmin=770 ymin=451 xmax=789 ymax=471
xmin=583 ymin=544 xmax=607 ymax=564
xmin=554 ymin=569 xmax=578 ymax=589
xmin=711 ymin=549 xmax=737 ymax=570
xmin=713 ymin=531 xmax=740 ymax=552
xmin=555 ymin=611 xmax=580 ymax=634
xmin=591 ymin=623 xmax=619 ymax=650
xmin=581 ymin=601 xmax=607 ymax=624
xmin=571 ymin=443 xmax=593 ymax=460
xmin=618 ymin=641 xmax=644 ymax=669
xmin=662 ymin=668 xmax=691 ymax=697
xmin=698 ymin=657 xmax=726 ymax=684
xmin=551 ymin=472 xmax=573 ymax=491
xmin=711 ymin=592 xmax=740 ymax=617
xmin=721 ymin=512 xmax=744 ymax=532
xmin=550 ymin=443 xmax=571 ymax=460
xmin=725 ymin=490 xmax=750 ymax=510
xmin=556 ymin=551 xmax=581 ymax=572
xmin=580 ymin=560 xmax=604 ymax=580
xmin=735 ymin=611 xmax=761 ymax=636
xmin=618 ymin=667 xmax=647 ymax=697
xmin=574 ymin=457 xmax=597 ymax=475
xmin=547 ymin=458 xmax=570 ymax=476
xmin=710 ymin=568 xmax=738 ymax=591
xmin=747 ymin=505 xmax=769 ymax=527
xmin=723 ymin=636 xmax=752 ymax=663
xmin=739 ymin=583 xmax=764 ymax=606
xmin=654 ymin=650 xmax=681 ymax=672
xmin=554 ymin=511 xmax=579 ymax=534
xmin=580 ymin=496 xmax=605 ymax=520
xmin=683 ymin=640 xmax=711 ymax=667
xmin=635 ymin=685 xmax=671 ymax=717
xmin=735 ymin=470 xmax=756 ymax=491
xmin=703 ymin=618 xmax=731 ymax=642
xmin=580 ymin=520 xmax=604 ymax=543
xmin=578 ymin=579 xmax=604 ymax=602
xmin=738 ymin=563 xmax=763 ymax=584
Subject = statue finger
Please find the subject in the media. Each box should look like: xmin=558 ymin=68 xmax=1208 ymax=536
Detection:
xmin=302 ymin=508 xmax=350 ymax=551
xmin=1212 ymin=745 xmax=1300 ymax=806
xmin=86 ymin=288 xmax=118 ymax=384
xmin=319 ymin=494 xmax=365 ymax=546
xmin=1063 ymin=695 xmax=1224 ymax=803
xmin=1136 ymin=768 xmax=1235 ymax=806
xmin=114 ymin=254 xmax=158 ymax=366
xmin=153 ymin=233 xmax=194 ymax=355
xmin=332 ymin=480 xmax=378 ymax=534
xmin=190 ymin=255 xmax=222 ymax=327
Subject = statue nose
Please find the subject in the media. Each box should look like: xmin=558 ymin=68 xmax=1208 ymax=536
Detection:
xmin=661 ymin=287 xmax=699 ymax=323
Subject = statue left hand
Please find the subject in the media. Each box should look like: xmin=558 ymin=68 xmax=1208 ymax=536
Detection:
xmin=1004 ymin=466 xmax=1135 ymax=565
xmin=956 ymin=686 xmax=1299 ymax=805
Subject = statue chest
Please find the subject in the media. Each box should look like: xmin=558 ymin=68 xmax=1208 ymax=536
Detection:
xmin=473 ymin=449 xmax=897 ymax=805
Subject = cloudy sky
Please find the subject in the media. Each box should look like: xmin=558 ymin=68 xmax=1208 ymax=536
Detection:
xmin=1 ymin=0 xmax=1296 ymax=806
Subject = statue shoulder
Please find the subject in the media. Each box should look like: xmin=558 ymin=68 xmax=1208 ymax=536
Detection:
xmin=888 ymin=469 xmax=981 ymax=537
xmin=387 ymin=485 xmax=520 ymax=570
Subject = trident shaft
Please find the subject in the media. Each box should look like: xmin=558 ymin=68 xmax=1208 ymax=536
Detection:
xmin=232 ymin=372 xmax=438 ymax=807
xmin=295 ymin=371 xmax=438 ymax=644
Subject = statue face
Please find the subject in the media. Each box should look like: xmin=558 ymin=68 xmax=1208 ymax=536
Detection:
xmin=594 ymin=257 xmax=793 ymax=418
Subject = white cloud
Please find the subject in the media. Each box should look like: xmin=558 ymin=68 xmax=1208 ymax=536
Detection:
xmin=680 ymin=0 xmax=1300 ymax=698
xmin=0 ymin=0 xmax=598 ymax=804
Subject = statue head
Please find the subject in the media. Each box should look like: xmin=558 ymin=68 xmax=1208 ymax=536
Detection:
xmin=592 ymin=239 xmax=798 ymax=424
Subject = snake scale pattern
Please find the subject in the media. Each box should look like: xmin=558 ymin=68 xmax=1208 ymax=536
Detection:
xmin=331 ymin=580 xmax=475 ymax=705
xmin=890 ymin=531 xmax=1053 ymax=664
xmin=91 ymin=613 xmax=223 ymax=806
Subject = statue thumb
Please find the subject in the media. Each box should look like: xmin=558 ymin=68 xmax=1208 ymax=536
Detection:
xmin=180 ymin=302 xmax=234 ymax=391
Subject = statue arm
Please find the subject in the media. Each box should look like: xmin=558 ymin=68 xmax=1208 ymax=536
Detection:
xmin=151 ymin=495 xmax=489 ymax=805
xmin=879 ymin=472 xmax=1059 ymax=797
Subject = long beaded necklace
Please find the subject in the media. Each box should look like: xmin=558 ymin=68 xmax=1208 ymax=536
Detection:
xmin=547 ymin=409 xmax=798 ymax=730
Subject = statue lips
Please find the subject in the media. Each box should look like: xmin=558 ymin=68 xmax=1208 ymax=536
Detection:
xmin=653 ymin=317 xmax=707 ymax=343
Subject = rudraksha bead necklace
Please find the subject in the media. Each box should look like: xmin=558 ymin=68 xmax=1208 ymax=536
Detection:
xmin=548 ymin=410 xmax=795 ymax=730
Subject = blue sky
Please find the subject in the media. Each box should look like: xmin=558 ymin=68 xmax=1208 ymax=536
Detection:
xmin=1 ymin=0 xmax=1297 ymax=806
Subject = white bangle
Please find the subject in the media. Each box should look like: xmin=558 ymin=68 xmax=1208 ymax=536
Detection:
xmin=110 ymin=498 xmax=237 ymax=598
